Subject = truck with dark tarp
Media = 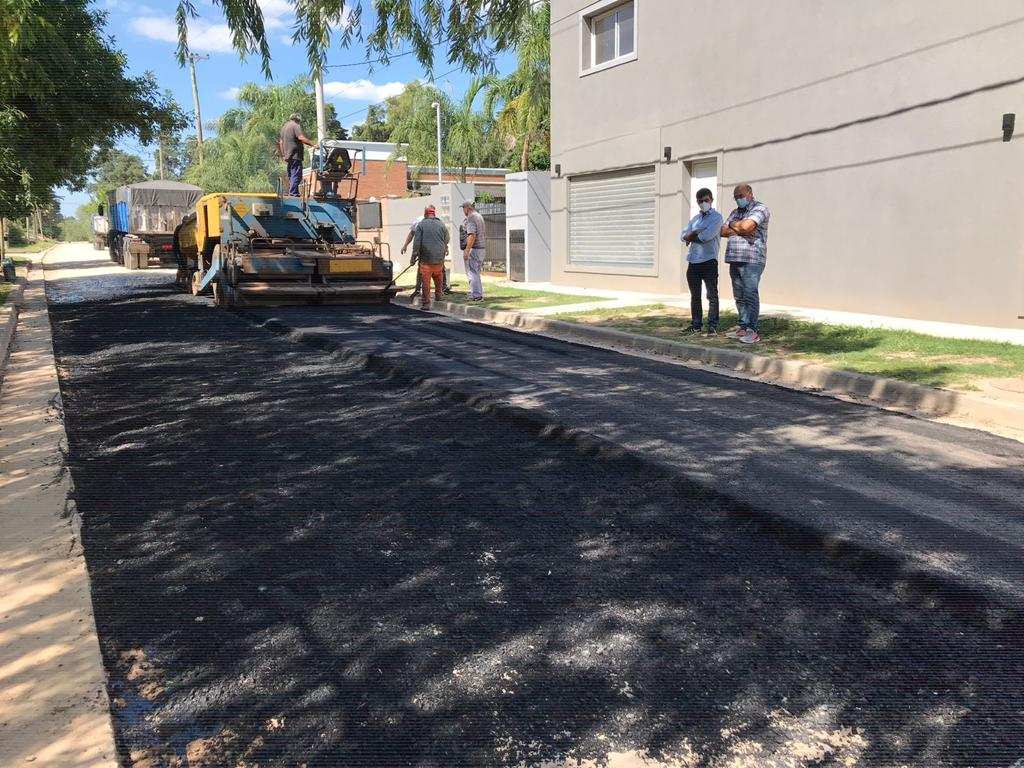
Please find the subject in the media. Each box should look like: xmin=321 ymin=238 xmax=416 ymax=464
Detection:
xmin=106 ymin=181 xmax=203 ymax=270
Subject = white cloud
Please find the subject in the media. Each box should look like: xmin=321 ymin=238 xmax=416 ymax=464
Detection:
xmin=257 ymin=0 xmax=293 ymax=30
xmin=130 ymin=15 xmax=238 ymax=54
xmin=323 ymin=79 xmax=406 ymax=101
xmin=220 ymin=86 xmax=241 ymax=100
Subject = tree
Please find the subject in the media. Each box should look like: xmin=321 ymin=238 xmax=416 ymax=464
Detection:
xmin=385 ymin=80 xmax=505 ymax=181
xmin=174 ymin=0 xmax=534 ymax=76
xmin=60 ymin=201 xmax=96 ymax=243
xmin=184 ymin=79 xmax=348 ymax=193
xmin=89 ymin=151 xmax=150 ymax=206
xmin=151 ymin=92 xmax=194 ymax=180
xmin=351 ymin=105 xmax=390 ymax=142
xmin=483 ymin=3 xmax=550 ymax=171
xmin=445 ymin=78 xmax=490 ymax=180
xmin=0 ymin=0 xmax=179 ymax=220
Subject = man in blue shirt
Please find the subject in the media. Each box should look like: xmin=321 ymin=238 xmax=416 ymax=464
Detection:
xmin=680 ymin=187 xmax=724 ymax=335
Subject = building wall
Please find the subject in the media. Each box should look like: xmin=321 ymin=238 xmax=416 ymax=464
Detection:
xmin=409 ymin=169 xmax=508 ymax=194
xmin=506 ymin=171 xmax=552 ymax=282
xmin=359 ymin=159 xmax=409 ymax=200
xmin=379 ymin=183 xmax=477 ymax=276
xmin=551 ymin=0 xmax=1024 ymax=328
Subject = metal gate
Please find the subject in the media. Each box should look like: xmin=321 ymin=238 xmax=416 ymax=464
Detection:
xmin=508 ymin=229 xmax=526 ymax=281
xmin=477 ymin=202 xmax=506 ymax=273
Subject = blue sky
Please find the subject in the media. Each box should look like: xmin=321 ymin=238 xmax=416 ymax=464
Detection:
xmin=59 ymin=0 xmax=514 ymax=215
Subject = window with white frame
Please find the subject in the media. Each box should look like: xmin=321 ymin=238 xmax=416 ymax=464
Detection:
xmin=580 ymin=0 xmax=635 ymax=75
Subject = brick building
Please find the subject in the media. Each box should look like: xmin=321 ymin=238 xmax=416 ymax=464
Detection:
xmin=303 ymin=142 xmax=509 ymax=202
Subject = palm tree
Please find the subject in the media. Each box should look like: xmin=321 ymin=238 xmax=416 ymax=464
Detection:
xmin=445 ymin=78 xmax=489 ymax=181
xmin=483 ymin=2 xmax=550 ymax=172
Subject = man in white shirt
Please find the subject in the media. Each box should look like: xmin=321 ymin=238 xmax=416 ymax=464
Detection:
xmin=680 ymin=187 xmax=724 ymax=335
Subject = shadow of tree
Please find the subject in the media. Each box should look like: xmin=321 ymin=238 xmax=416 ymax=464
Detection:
xmin=48 ymin=292 xmax=1024 ymax=768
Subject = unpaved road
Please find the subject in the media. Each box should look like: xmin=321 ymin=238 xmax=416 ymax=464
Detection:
xmin=45 ymin=243 xmax=1024 ymax=767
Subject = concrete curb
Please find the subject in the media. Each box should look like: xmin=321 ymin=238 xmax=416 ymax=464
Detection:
xmin=237 ymin=306 xmax=1023 ymax=638
xmin=0 ymin=277 xmax=27 ymax=388
xmin=409 ymin=298 xmax=1024 ymax=428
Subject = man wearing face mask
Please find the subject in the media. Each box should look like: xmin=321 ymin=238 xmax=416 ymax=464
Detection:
xmin=680 ymin=187 xmax=723 ymax=335
xmin=721 ymin=183 xmax=771 ymax=344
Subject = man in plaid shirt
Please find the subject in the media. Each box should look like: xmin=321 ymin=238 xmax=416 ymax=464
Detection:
xmin=721 ymin=184 xmax=770 ymax=344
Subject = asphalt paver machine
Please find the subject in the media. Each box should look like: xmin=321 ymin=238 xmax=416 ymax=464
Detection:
xmin=173 ymin=142 xmax=396 ymax=306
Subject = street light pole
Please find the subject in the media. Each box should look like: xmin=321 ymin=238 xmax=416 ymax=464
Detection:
xmin=188 ymin=53 xmax=209 ymax=165
xmin=431 ymin=101 xmax=442 ymax=183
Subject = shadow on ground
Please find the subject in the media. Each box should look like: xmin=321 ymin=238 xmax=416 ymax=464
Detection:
xmin=48 ymin=290 xmax=1024 ymax=767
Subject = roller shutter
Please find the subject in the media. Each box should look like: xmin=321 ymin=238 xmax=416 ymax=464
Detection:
xmin=568 ymin=166 xmax=655 ymax=269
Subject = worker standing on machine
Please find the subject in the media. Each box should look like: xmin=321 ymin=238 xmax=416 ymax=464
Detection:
xmin=278 ymin=113 xmax=315 ymax=196
xmin=411 ymin=205 xmax=449 ymax=310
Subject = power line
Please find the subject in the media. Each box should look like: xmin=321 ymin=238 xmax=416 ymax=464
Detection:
xmin=324 ymin=37 xmax=451 ymax=70
xmin=324 ymin=49 xmax=415 ymax=69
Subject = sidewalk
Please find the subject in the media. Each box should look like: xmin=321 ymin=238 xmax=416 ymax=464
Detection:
xmin=502 ymin=279 xmax=1024 ymax=345
xmin=0 ymin=250 xmax=118 ymax=768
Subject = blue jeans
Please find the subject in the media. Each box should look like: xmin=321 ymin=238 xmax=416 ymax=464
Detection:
xmin=729 ymin=261 xmax=765 ymax=332
xmin=286 ymin=158 xmax=303 ymax=196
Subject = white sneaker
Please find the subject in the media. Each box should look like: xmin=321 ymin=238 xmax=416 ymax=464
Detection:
xmin=725 ymin=327 xmax=747 ymax=339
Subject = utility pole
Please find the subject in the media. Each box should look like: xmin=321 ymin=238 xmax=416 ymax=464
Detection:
xmin=156 ymin=138 xmax=165 ymax=180
xmin=313 ymin=69 xmax=328 ymax=144
xmin=188 ymin=53 xmax=209 ymax=165
xmin=431 ymin=101 xmax=443 ymax=183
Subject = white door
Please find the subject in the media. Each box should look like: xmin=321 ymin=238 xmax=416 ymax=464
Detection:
xmin=688 ymin=159 xmax=718 ymax=221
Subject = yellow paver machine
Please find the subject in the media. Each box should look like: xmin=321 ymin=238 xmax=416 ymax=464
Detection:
xmin=173 ymin=142 xmax=397 ymax=306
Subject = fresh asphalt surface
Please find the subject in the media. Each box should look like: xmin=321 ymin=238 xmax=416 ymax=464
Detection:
xmin=44 ymin=245 xmax=1024 ymax=766
xmin=242 ymin=304 xmax=1024 ymax=605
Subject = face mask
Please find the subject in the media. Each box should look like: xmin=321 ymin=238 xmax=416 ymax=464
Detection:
xmin=699 ymin=202 xmax=711 ymax=213
xmin=736 ymin=197 xmax=750 ymax=209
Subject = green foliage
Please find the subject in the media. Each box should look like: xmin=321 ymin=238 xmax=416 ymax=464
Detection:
xmin=59 ymin=201 xmax=97 ymax=242
xmin=175 ymin=0 xmax=533 ymax=75
xmin=351 ymin=105 xmax=390 ymax=142
xmin=0 ymin=0 xmax=180 ymax=219
xmin=152 ymin=92 xmax=195 ymax=180
xmin=384 ymin=80 xmax=505 ymax=181
xmin=4 ymin=220 xmax=27 ymax=246
xmin=184 ymin=79 xmax=348 ymax=193
xmin=482 ymin=3 xmax=550 ymax=171
xmin=89 ymin=151 xmax=150 ymax=207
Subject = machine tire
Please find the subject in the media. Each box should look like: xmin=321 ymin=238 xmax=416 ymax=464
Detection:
xmin=212 ymin=277 xmax=233 ymax=308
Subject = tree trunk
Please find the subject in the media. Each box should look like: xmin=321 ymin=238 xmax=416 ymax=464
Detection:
xmin=520 ymin=134 xmax=530 ymax=172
